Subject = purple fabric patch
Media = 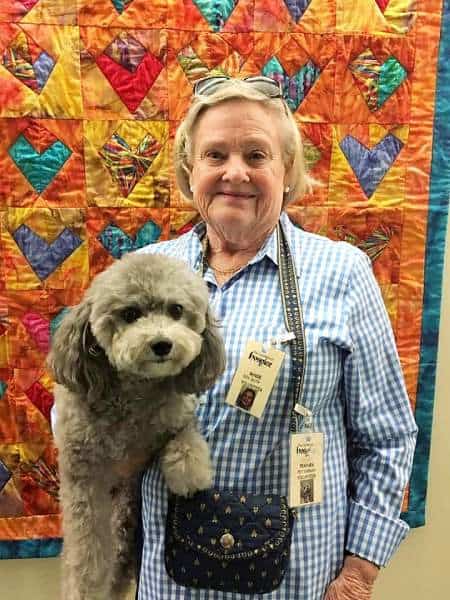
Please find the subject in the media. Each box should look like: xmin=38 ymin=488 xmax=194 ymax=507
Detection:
xmin=13 ymin=224 xmax=82 ymax=280
xmin=0 ymin=460 xmax=11 ymax=494
xmin=339 ymin=133 xmax=404 ymax=198
xmin=104 ymin=34 xmax=147 ymax=73
xmin=33 ymin=51 xmax=56 ymax=92
xmin=283 ymin=0 xmax=311 ymax=23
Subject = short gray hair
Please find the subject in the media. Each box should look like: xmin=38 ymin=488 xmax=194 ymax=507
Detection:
xmin=173 ymin=79 xmax=314 ymax=207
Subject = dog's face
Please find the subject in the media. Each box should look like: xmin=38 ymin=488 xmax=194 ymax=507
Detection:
xmin=88 ymin=254 xmax=209 ymax=379
xmin=48 ymin=253 xmax=225 ymax=398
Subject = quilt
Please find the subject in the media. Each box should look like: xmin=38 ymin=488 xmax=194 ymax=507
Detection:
xmin=0 ymin=0 xmax=449 ymax=558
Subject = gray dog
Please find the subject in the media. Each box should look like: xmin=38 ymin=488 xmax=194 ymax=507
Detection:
xmin=48 ymin=253 xmax=225 ymax=600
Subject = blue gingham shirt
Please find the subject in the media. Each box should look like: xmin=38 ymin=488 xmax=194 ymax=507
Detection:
xmin=136 ymin=212 xmax=418 ymax=599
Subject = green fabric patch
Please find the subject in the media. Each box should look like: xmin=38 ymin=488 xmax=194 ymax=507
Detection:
xmin=378 ymin=56 xmax=408 ymax=108
xmin=192 ymin=0 xmax=238 ymax=32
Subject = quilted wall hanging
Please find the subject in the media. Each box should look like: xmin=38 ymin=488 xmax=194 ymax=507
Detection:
xmin=0 ymin=0 xmax=449 ymax=559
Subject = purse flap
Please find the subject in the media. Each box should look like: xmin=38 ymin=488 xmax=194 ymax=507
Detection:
xmin=167 ymin=489 xmax=291 ymax=560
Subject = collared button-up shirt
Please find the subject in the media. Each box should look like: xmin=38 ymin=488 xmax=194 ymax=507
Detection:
xmin=136 ymin=212 xmax=418 ymax=600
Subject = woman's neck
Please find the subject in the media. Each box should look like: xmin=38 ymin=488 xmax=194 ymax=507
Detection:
xmin=205 ymin=223 xmax=274 ymax=259
xmin=204 ymin=222 xmax=276 ymax=285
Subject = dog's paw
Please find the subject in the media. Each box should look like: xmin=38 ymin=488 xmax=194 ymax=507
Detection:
xmin=160 ymin=427 xmax=213 ymax=496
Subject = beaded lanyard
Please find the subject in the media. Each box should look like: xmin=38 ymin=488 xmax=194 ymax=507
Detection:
xmin=276 ymin=222 xmax=307 ymax=433
xmin=199 ymin=218 xmax=307 ymax=432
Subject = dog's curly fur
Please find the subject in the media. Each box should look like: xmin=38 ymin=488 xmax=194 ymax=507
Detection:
xmin=48 ymin=253 xmax=225 ymax=600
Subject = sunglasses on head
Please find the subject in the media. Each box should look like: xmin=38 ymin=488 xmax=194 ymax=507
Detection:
xmin=193 ymin=75 xmax=283 ymax=99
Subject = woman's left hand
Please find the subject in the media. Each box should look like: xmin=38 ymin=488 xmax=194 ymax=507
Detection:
xmin=324 ymin=555 xmax=379 ymax=600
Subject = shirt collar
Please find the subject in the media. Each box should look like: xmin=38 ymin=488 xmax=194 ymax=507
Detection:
xmin=191 ymin=211 xmax=298 ymax=271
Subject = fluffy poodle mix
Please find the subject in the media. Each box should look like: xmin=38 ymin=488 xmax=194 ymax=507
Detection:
xmin=48 ymin=253 xmax=225 ymax=600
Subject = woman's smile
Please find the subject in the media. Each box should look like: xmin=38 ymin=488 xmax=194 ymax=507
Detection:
xmin=215 ymin=190 xmax=257 ymax=200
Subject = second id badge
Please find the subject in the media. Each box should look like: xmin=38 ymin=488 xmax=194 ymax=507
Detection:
xmin=289 ymin=432 xmax=324 ymax=508
xmin=225 ymin=341 xmax=285 ymax=418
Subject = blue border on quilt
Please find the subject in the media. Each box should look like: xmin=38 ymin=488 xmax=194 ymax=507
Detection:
xmin=0 ymin=538 xmax=62 ymax=559
xmin=401 ymin=0 xmax=450 ymax=528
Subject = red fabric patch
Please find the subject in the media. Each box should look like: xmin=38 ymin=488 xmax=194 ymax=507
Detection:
xmin=22 ymin=122 xmax=59 ymax=154
xmin=375 ymin=0 xmax=390 ymax=12
xmin=21 ymin=0 xmax=40 ymax=10
xmin=25 ymin=382 xmax=54 ymax=422
xmin=96 ymin=52 xmax=163 ymax=113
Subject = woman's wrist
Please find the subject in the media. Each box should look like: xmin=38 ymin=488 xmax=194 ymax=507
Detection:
xmin=343 ymin=553 xmax=380 ymax=585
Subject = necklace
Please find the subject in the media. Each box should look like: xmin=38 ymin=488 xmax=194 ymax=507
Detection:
xmin=209 ymin=261 xmax=247 ymax=275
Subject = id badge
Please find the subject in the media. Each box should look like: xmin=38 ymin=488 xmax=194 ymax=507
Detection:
xmin=289 ymin=432 xmax=324 ymax=508
xmin=225 ymin=341 xmax=285 ymax=418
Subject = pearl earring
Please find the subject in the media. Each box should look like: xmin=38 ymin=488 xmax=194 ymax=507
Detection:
xmin=284 ymin=186 xmax=290 ymax=194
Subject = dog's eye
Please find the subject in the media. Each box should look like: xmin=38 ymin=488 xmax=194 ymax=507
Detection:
xmin=121 ymin=307 xmax=142 ymax=323
xmin=168 ymin=304 xmax=183 ymax=320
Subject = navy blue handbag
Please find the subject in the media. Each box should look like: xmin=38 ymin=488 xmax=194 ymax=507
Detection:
xmin=164 ymin=489 xmax=295 ymax=594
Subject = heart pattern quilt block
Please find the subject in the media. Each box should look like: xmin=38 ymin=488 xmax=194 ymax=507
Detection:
xmin=98 ymin=131 xmax=163 ymax=197
xmin=349 ymin=48 xmax=408 ymax=112
xmin=96 ymin=33 xmax=164 ymax=113
xmin=1 ymin=30 xmax=56 ymax=94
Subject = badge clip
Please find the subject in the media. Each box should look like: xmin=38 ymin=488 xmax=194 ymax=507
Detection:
xmin=294 ymin=403 xmax=313 ymax=431
xmin=262 ymin=331 xmax=296 ymax=353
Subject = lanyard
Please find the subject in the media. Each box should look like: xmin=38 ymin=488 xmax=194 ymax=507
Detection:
xmin=276 ymin=222 xmax=307 ymax=433
xmin=197 ymin=218 xmax=307 ymax=433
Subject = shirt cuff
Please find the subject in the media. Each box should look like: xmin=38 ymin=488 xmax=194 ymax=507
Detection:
xmin=345 ymin=499 xmax=410 ymax=567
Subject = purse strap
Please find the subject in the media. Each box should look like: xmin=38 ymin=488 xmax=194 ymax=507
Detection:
xmin=197 ymin=216 xmax=307 ymax=433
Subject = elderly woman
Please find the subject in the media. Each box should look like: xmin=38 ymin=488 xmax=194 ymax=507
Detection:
xmin=135 ymin=76 xmax=418 ymax=600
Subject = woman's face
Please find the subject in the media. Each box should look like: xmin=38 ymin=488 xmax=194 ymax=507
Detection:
xmin=239 ymin=389 xmax=255 ymax=409
xmin=189 ymin=99 xmax=287 ymax=243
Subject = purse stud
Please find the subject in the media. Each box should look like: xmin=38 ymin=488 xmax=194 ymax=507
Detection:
xmin=219 ymin=532 xmax=235 ymax=549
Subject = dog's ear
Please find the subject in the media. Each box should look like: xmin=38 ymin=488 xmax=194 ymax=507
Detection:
xmin=174 ymin=307 xmax=226 ymax=394
xmin=47 ymin=300 xmax=115 ymax=400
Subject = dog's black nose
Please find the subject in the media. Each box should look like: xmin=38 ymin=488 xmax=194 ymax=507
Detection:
xmin=151 ymin=340 xmax=173 ymax=357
